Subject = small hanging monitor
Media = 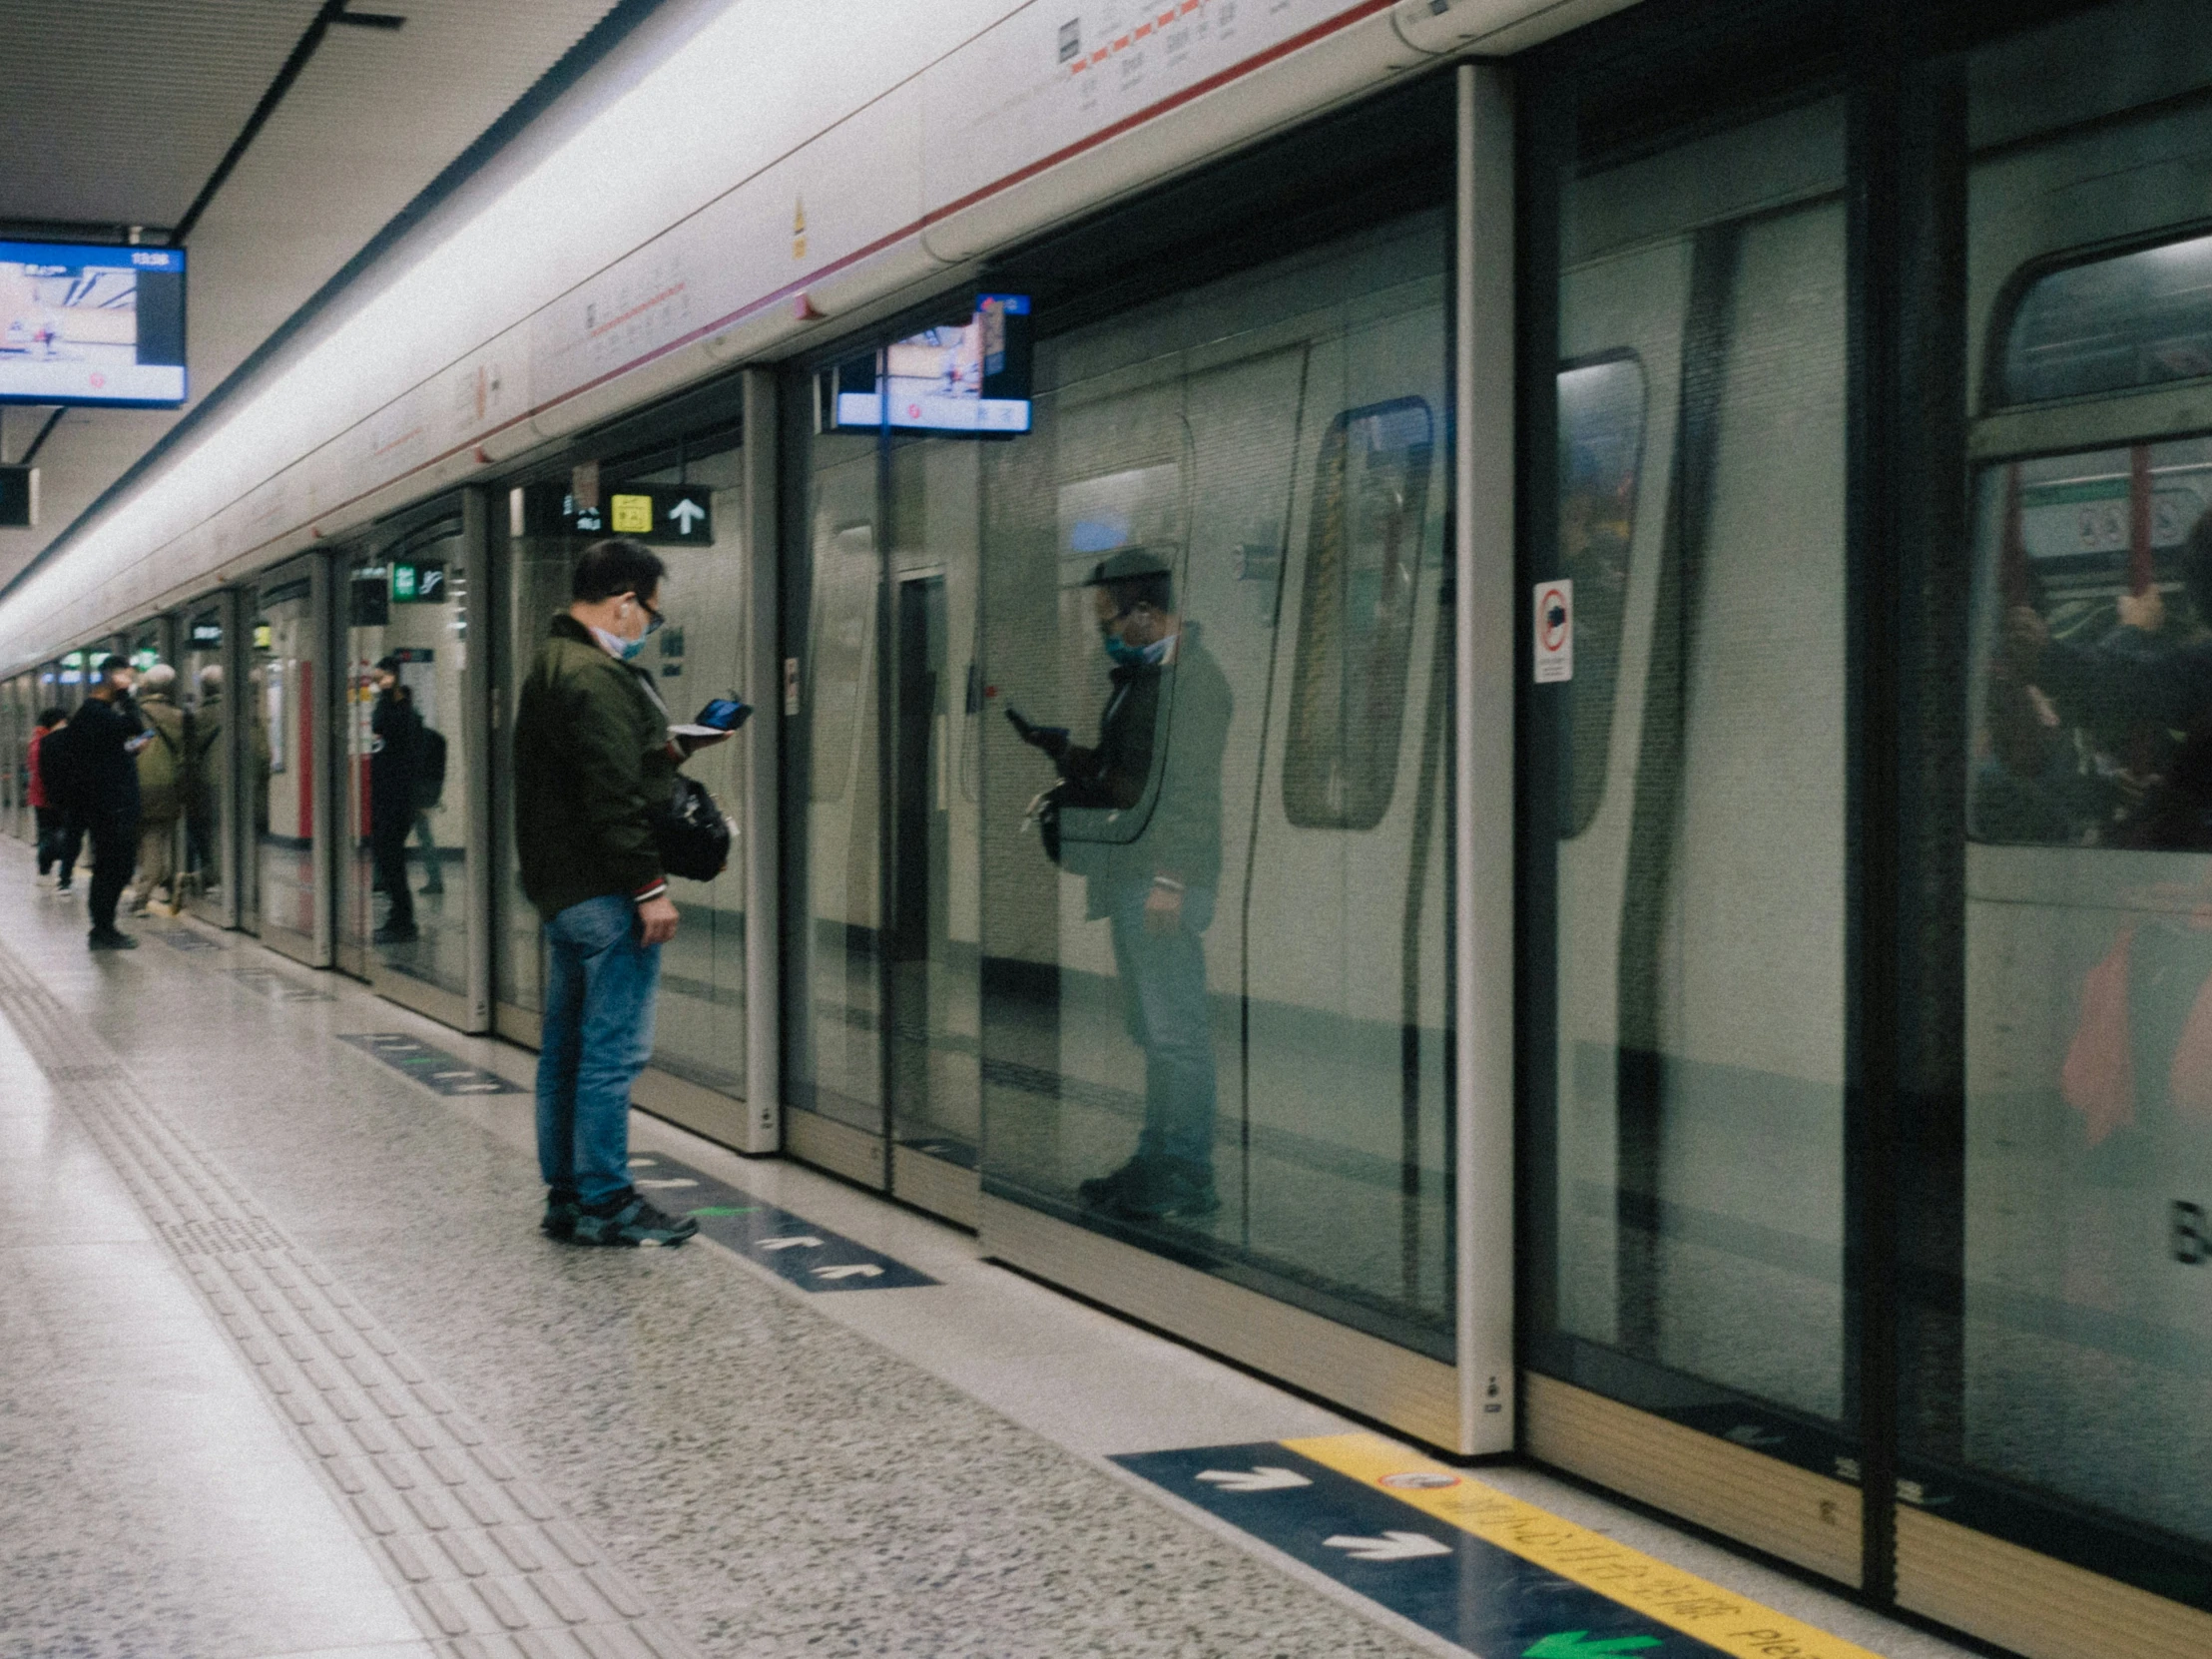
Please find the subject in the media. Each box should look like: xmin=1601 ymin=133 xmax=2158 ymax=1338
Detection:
xmin=0 ymin=240 xmax=187 ymax=407
xmin=833 ymin=294 xmax=1031 ymax=434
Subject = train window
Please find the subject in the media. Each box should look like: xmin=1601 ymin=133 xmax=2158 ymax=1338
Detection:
xmin=1970 ymin=437 xmax=2212 ymax=847
xmin=1997 ymin=233 xmax=2212 ymax=407
xmin=1557 ymin=353 xmax=1648 ymax=838
xmin=1282 ymin=397 xmax=1435 ymax=830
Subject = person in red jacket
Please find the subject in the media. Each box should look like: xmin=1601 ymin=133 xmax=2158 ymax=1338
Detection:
xmin=27 ymin=706 xmax=73 ymax=887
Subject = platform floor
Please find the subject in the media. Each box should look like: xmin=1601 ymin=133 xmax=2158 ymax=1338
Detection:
xmin=0 ymin=841 xmax=1978 ymax=1659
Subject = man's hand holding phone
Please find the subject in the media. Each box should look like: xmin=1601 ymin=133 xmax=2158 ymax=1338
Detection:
xmin=1005 ymin=705 xmax=1070 ymax=763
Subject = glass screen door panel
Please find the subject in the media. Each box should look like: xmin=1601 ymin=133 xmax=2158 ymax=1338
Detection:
xmin=492 ymin=507 xmax=577 ymax=1040
xmin=611 ymin=443 xmax=750 ymax=1098
xmin=886 ymin=436 xmax=984 ymax=1188
xmin=340 ymin=519 xmax=475 ymax=1006
xmin=250 ymin=561 xmax=321 ymax=956
xmin=975 ymin=210 xmax=1457 ymax=1356
xmin=786 ymin=424 xmax=888 ymax=1164
xmin=1528 ymin=90 xmax=1854 ymax=1540
xmin=1906 ymin=1 xmax=2212 ymax=1616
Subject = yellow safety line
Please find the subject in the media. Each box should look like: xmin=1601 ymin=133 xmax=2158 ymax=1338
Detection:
xmin=1284 ymin=1433 xmax=1886 ymax=1659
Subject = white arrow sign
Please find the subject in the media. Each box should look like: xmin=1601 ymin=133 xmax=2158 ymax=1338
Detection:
xmin=668 ymin=498 xmax=707 ymax=534
xmin=1196 ymin=1467 xmax=1312 ymax=1493
xmin=1323 ymin=1532 xmax=1452 ymax=1562
xmin=813 ymin=1264 xmax=882 ymax=1281
xmin=758 ymin=1236 xmax=824 ymax=1251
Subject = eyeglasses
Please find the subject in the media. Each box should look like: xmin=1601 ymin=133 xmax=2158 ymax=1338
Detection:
xmin=634 ymin=595 xmax=666 ymax=639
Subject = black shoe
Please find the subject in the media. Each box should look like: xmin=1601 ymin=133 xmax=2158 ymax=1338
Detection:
xmin=1078 ymin=1156 xmax=1157 ymax=1210
xmin=87 ymin=928 xmax=139 ymax=951
xmin=570 ymin=1189 xmax=699 ymax=1248
xmin=373 ymin=922 xmax=419 ymax=944
xmin=1108 ymin=1159 xmax=1220 ymax=1222
xmin=541 ymin=1190 xmax=581 ymax=1240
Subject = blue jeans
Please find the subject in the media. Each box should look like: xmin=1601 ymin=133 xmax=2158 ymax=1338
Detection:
xmin=1106 ymin=881 xmax=1218 ymax=1174
xmin=537 ymin=894 xmax=661 ymax=1206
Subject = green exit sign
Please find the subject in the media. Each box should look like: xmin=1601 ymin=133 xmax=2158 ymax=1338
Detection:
xmin=391 ymin=561 xmax=447 ymax=603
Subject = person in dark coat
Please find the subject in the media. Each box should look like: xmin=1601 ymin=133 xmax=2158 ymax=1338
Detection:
xmin=60 ymin=657 xmax=150 ymax=949
xmin=1014 ymin=548 xmax=1233 ymax=1222
xmin=368 ymin=657 xmax=423 ymax=944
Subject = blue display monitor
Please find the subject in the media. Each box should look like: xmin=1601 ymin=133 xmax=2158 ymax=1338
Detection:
xmin=0 ymin=240 xmax=187 ymax=407
xmin=834 ymin=294 xmax=1032 ymax=434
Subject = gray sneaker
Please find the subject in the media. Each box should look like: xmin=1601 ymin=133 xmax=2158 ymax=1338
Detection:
xmin=571 ymin=1191 xmax=698 ymax=1249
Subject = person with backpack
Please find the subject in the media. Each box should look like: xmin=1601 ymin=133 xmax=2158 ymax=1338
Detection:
xmin=126 ymin=663 xmax=191 ymax=914
xmin=512 ymin=537 xmax=730 ymax=1248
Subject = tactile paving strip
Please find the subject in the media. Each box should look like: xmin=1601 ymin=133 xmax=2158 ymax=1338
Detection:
xmin=0 ymin=941 xmax=705 ymax=1659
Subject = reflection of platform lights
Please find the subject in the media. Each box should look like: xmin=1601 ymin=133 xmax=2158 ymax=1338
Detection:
xmin=835 ymin=390 xmax=1031 ymax=433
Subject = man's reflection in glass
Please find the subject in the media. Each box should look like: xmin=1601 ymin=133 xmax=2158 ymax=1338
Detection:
xmin=1016 ymin=549 xmax=1233 ymax=1221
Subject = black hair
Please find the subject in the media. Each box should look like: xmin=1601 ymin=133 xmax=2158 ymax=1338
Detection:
xmin=93 ymin=655 xmax=132 ymax=683
xmin=573 ymin=537 xmax=667 ymax=606
xmin=36 ymin=706 xmax=66 ymax=727
xmin=374 ymin=655 xmax=402 ymax=675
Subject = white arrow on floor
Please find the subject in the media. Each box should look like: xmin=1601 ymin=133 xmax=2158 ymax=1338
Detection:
xmin=813 ymin=1264 xmax=882 ymax=1281
xmin=635 ymin=1179 xmax=699 ymax=1190
xmin=1323 ymin=1532 xmax=1452 ymax=1562
xmin=1197 ymin=1467 xmax=1312 ymax=1493
xmin=758 ymin=1236 xmax=824 ymax=1251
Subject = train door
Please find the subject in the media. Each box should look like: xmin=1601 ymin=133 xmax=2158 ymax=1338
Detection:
xmin=248 ymin=556 xmax=329 ymax=964
xmin=784 ymin=353 xmax=985 ymax=1220
xmin=338 ymin=498 xmax=489 ymax=1028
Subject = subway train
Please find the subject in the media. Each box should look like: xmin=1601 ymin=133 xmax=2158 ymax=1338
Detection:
xmin=9 ymin=4 xmax=2212 ymax=1658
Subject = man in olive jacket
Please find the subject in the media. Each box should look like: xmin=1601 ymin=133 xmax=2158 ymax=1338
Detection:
xmin=511 ymin=538 xmax=698 ymax=1249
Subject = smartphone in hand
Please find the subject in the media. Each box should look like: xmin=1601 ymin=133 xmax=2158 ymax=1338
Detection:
xmin=1004 ymin=706 xmax=1069 ymax=758
xmin=670 ymin=696 xmax=752 ymax=739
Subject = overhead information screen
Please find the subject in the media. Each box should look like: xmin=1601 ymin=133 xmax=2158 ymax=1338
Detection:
xmin=835 ymin=293 xmax=1032 ymax=433
xmin=0 ymin=241 xmax=187 ymax=407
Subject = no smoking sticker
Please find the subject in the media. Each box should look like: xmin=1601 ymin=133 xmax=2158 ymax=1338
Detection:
xmin=1533 ymin=579 xmax=1573 ymax=684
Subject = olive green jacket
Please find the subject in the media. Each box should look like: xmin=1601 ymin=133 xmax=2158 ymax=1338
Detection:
xmin=511 ymin=614 xmax=676 ymax=921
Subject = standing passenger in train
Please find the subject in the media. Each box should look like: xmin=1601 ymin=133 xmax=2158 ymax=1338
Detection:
xmin=368 ymin=657 xmax=424 ymax=944
xmin=28 ymin=706 xmax=68 ymax=884
xmin=125 ymin=664 xmax=189 ymax=915
xmin=1020 ymin=549 xmax=1232 ymax=1222
xmin=511 ymin=538 xmax=701 ymax=1249
xmin=2004 ymin=507 xmax=2212 ymax=848
xmin=60 ymin=657 xmax=150 ymax=950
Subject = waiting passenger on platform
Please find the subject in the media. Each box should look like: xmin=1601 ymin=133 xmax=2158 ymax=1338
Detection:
xmin=126 ymin=664 xmax=190 ymax=915
xmin=512 ymin=537 xmax=722 ymax=1249
xmin=1017 ymin=548 xmax=1232 ymax=1223
xmin=368 ymin=657 xmax=425 ymax=944
xmin=58 ymin=657 xmax=151 ymax=950
xmin=28 ymin=706 xmax=70 ymax=886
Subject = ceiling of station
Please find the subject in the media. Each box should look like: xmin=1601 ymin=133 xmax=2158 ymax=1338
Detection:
xmin=0 ymin=0 xmax=633 ymax=601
